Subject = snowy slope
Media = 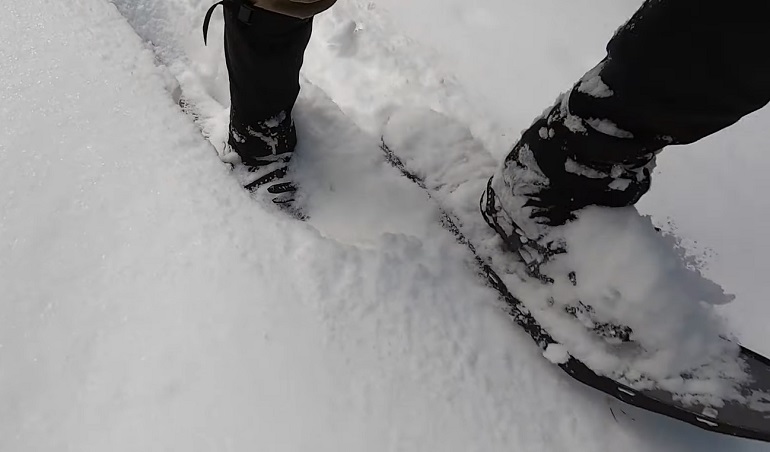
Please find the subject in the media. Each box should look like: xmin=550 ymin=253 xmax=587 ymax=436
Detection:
xmin=1 ymin=1 xmax=768 ymax=452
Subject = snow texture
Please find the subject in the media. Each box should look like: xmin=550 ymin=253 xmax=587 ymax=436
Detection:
xmin=2 ymin=0 xmax=769 ymax=451
xmin=585 ymin=118 xmax=634 ymax=139
xmin=577 ymin=61 xmax=615 ymax=98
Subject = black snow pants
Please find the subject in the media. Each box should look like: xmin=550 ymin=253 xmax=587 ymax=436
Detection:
xmin=205 ymin=0 xmax=313 ymax=160
xmin=505 ymin=0 xmax=770 ymax=224
xmin=576 ymin=0 xmax=770 ymax=156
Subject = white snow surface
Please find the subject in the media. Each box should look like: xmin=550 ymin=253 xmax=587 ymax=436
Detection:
xmin=2 ymin=1 xmax=770 ymax=452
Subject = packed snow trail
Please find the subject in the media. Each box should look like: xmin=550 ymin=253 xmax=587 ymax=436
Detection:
xmin=1 ymin=1 xmax=768 ymax=452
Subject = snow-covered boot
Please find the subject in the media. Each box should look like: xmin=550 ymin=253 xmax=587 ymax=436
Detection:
xmin=481 ymin=90 xmax=658 ymax=341
xmin=223 ymin=110 xmax=299 ymax=206
xmin=481 ymin=91 xmax=656 ymax=275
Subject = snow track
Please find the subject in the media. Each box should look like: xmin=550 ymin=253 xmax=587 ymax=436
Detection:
xmin=1 ymin=0 xmax=767 ymax=450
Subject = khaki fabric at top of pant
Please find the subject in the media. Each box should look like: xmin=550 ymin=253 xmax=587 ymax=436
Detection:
xmin=249 ymin=0 xmax=337 ymax=18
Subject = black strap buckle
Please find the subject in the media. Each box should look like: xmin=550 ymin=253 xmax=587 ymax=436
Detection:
xmin=203 ymin=0 xmax=259 ymax=45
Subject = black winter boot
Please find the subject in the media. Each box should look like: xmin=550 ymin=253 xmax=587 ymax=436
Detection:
xmin=224 ymin=109 xmax=298 ymax=204
xmin=483 ymin=0 xmax=770 ymax=343
xmin=205 ymin=0 xmax=312 ymax=206
xmin=484 ymin=0 xmax=770 ymax=269
xmin=481 ymin=89 xmax=656 ymax=343
xmin=481 ymin=90 xmax=657 ymax=275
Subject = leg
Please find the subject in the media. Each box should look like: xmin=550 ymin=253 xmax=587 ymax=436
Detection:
xmin=577 ymin=0 xmax=770 ymax=148
xmin=222 ymin=2 xmax=313 ymax=161
xmin=486 ymin=0 xmax=770 ymax=245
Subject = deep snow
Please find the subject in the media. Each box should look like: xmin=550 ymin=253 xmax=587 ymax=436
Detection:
xmin=2 ymin=0 xmax=769 ymax=451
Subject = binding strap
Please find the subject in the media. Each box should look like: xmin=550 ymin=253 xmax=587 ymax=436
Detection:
xmin=203 ymin=0 xmax=261 ymax=45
